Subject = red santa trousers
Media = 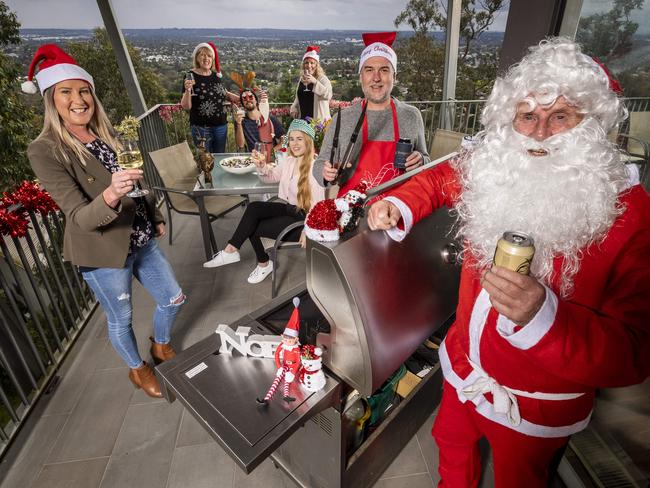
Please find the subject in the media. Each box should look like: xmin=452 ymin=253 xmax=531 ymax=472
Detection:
xmin=432 ymin=381 xmax=569 ymax=488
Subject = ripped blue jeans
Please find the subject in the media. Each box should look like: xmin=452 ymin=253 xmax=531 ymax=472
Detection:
xmin=82 ymin=238 xmax=184 ymax=369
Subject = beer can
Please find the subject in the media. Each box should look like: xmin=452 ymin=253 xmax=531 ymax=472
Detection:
xmin=493 ymin=231 xmax=535 ymax=275
xmin=393 ymin=138 xmax=413 ymax=170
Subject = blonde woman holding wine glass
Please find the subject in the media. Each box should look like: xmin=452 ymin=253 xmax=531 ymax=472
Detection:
xmin=203 ymin=120 xmax=325 ymax=284
xmin=25 ymin=44 xmax=185 ymax=399
xmin=290 ymin=45 xmax=332 ymax=122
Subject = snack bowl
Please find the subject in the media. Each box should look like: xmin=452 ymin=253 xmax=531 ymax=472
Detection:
xmin=219 ymin=156 xmax=256 ymax=174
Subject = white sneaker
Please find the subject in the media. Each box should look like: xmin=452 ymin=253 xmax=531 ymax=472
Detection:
xmin=203 ymin=250 xmax=240 ymax=268
xmin=247 ymin=261 xmax=274 ymax=284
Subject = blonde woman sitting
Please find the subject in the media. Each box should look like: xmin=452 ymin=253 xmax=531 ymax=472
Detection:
xmin=204 ymin=119 xmax=325 ymax=283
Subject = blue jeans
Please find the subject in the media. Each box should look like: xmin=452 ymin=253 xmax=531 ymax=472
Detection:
xmin=82 ymin=239 xmax=184 ymax=369
xmin=191 ymin=123 xmax=227 ymax=153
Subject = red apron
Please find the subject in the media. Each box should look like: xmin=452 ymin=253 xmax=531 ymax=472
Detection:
xmin=257 ymin=116 xmax=275 ymax=164
xmin=337 ymin=99 xmax=402 ymax=196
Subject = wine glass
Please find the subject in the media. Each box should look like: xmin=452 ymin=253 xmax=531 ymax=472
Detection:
xmin=302 ymin=69 xmax=312 ymax=92
xmin=187 ymin=70 xmax=197 ymax=97
xmin=117 ymin=137 xmax=149 ymax=197
xmin=253 ymin=141 xmax=267 ymax=158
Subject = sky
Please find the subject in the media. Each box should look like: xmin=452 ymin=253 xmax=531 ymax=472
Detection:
xmin=6 ymin=0 xmax=649 ymax=34
xmin=5 ymin=0 xmax=508 ymax=31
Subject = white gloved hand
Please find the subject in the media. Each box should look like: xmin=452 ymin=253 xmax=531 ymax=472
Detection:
xmin=285 ymin=372 xmax=295 ymax=382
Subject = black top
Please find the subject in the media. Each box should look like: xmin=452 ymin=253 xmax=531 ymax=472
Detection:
xmin=85 ymin=139 xmax=153 ymax=253
xmin=297 ymin=82 xmax=314 ymax=120
xmin=182 ymin=71 xmax=228 ymax=127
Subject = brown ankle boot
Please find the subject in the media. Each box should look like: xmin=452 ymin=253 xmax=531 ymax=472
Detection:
xmin=150 ymin=337 xmax=176 ymax=365
xmin=128 ymin=362 xmax=163 ymax=398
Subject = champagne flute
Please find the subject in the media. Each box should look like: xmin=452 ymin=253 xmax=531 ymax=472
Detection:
xmin=187 ymin=70 xmax=197 ymax=97
xmin=302 ymin=69 xmax=312 ymax=92
xmin=117 ymin=137 xmax=149 ymax=197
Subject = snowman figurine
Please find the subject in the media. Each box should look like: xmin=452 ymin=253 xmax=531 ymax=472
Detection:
xmin=299 ymin=345 xmax=326 ymax=392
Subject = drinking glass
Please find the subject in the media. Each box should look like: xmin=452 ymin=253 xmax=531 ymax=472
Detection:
xmin=187 ymin=70 xmax=197 ymax=96
xmin=254 ymin=142 xmax=267 ymax=158
xmin=117 ymin=137 xmax=149 ymax=197
xmin=302 ymin=69 xmax=312 ymax=92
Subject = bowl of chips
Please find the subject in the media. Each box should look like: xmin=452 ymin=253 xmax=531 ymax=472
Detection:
xmin=219 ymin=156 xmax=256 ymax=174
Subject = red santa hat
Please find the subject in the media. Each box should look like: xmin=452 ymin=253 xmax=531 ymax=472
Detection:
xmin=283 ymin=297 xmax=301 ymax=338
xmin=192 ymin=41 xmax=222 ymax=77
xmin=22 ymin=44 xmax=94 ymax=95
xmin=590 ymin=56 xmax=623 ymax=95
xmin=358 ymin=32 xmax=397 ymax=74
xmin=304 ymin=199 xmax=340 ymax=242
xmin=302 ymin=45 xmax=320 ymax=63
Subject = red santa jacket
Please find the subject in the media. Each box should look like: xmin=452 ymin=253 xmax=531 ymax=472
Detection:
xmin=274 ymin=343 xmax=301 ymax=376
xmin=386 ymin=161 xmax=650 ymax=438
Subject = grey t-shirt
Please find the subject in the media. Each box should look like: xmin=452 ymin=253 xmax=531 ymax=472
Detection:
xmin=313 ymin=97 xmax=430 ymax=187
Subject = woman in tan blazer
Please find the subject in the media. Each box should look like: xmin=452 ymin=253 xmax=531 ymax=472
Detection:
xmin=25 ymin=44 xmax=184 ymax=398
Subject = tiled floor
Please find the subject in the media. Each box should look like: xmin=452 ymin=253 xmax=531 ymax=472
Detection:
xmin=0 ymin=210 xmax=496 ymax=488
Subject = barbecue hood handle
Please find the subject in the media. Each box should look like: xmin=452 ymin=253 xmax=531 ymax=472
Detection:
xmin=363 ymin=151 xmax=458 ymax=206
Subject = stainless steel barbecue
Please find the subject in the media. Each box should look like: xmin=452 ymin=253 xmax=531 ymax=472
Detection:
xmin=156 ymin=156 xmax=461 ymax=487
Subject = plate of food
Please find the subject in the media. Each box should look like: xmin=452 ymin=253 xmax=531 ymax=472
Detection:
xmin=219 ymin=155 xmax=256 ymax=174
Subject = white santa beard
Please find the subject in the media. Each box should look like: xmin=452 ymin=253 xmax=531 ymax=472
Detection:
xmin=454 ymin=118 xmax=628 ymax=296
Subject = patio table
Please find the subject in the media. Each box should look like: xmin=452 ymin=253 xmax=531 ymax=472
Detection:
xmin=192 ymin=153 xmax=279 ymax=260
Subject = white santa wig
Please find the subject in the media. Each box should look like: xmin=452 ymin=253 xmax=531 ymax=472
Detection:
xmin=453 ymin=38 xmax=630 ymax=297
xmin=481 ymin=37 xmax=626 ymax=136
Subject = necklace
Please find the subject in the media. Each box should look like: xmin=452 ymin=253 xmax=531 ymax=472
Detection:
xmin=67 ymin=125 xmax=95 ymax=144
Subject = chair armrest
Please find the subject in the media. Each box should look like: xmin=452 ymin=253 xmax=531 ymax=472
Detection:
xmin=152 ymin=186 xmax=194 ymax=196
xmin=273 ymin=221 xmax=305 ymax=252
xmin=617 ymin=133 xmax=650 ymax=161
xmin=276 ymin=221 xmax=305 ymax=243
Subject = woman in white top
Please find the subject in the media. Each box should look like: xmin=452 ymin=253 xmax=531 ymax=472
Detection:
xmin=290 ymin=45 xmax=332 ymax=122
xmin=203 ymin=119 xmax=325 ymax=283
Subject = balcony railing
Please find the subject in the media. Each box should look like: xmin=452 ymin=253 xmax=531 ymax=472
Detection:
xmin=0 ymin=206 xmax=97 ymax=457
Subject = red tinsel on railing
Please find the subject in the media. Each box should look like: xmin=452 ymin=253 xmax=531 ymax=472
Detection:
xmin=5 ymin=181 xmax=59 ymax=215
xmin=0 ymin=206 xmax=29 ymax=238
xmin=0 ymin=181 xmax=59 ymax=238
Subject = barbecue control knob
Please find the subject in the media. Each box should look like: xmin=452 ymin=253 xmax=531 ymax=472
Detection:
xmin=441 ymin=243 xmax=460 ymax=265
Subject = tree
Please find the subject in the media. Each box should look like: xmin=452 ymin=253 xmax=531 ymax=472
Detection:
xmin=66 ymin=28 xmax=166 ymax=124
xmin=394 ymin=0 xmax=505 ymax=101
xmin=0 ymin=1 xmax=39 ymax=191
xmin=576 ymin=0 xmax=645 ymax=61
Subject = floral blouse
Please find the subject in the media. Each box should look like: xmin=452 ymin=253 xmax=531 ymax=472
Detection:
xmin=85 ymin=139 xmax=153 ymax=252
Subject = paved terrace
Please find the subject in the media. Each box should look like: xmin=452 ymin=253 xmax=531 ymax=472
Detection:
xmin=0 ymin=208 xmax=499 ymax=488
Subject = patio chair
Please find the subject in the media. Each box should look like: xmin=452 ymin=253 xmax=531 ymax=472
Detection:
xmin=618 ymin=111 xmax=650 ymax=191
xmin=148 ymin=141 xmax=247 ymax=246
xmin=429 ymin=129 xmax=466 ymax=161
xmin=265 ymin=221 xmax=305 ymax=298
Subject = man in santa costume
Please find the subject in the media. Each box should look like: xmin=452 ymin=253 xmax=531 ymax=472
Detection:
xmin=313 ymin=32 xmax=429 ymax=196
xmin=367 ymin=38 xmax=650 ymax=487
xmin=257 ymin=297 xmax=302 ymax=404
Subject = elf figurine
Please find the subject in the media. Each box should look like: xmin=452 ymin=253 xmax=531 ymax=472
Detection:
xmin=257 ymin=297 xmax=302 ymax=405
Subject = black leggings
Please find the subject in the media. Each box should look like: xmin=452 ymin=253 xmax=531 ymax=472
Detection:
xmin=228 ymin=201 xmax=304 ymax=263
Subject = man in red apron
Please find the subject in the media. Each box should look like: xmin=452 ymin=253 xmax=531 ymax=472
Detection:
xmin=313 ymin=32 xmax=429 ymax=196
xmin=234 ymin=88 xmax=285 ymax=163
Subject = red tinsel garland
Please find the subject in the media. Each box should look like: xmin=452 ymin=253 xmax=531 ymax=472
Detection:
xmin=5 ymin=181 xmax=59 ymax=215
xmin=0 ymin=207 xmax=29 ymax=238
xmin=0 ymin=181 xmax=59 ymax=238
